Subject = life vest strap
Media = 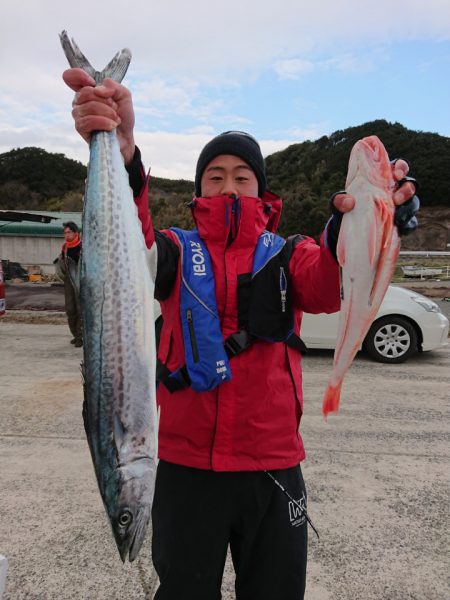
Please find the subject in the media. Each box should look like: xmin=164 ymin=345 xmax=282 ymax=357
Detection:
xmin=224 ymin=330 xmax=255 ymax=358
xmin=158 ymin=331 xmax=307 ymax=394
xmin=285 ymin=332 xmax=308 ymax=354
xmin=156 ymin=361 xmax=191 ymax=393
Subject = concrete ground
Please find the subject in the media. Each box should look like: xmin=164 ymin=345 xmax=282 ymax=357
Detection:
xmin=0 ymin=316 xmax=449 ymax=599
xmin=3 ymin=283 xmax=65 ymax=312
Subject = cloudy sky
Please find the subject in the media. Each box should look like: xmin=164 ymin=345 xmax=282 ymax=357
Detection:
xmin=1 ymin=0 xmax=449 ymax=179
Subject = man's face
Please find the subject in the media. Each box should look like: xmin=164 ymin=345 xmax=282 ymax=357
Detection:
xmin=200 ymin=154 xmax=259 ymax=198
xmin=63 ymin=227 xmax=77 ymax=242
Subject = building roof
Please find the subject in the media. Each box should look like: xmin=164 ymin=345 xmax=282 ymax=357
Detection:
xmin=0 ymin=211 xmax=82 ymax=237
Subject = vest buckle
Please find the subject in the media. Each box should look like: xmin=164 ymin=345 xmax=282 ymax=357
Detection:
xmin=224 ymin=330 xmax=253 ymax=358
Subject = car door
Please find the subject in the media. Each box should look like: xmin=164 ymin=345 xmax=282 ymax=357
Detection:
xmin=300 ymin=309 xmax=340 ymax=349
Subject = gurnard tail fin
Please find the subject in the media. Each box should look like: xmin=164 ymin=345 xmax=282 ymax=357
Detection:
xmin=322 ymin=382 xmax=343 ymax=417
xmin=59 ymin=30 xmax=131 ymax=84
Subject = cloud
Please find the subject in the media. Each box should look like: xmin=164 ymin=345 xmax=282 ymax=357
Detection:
xmin=320 ymin=48 xmax=389 ymax=74
xmin=135 ymin=131 xmax=302 ymax=180
xmin=131 ymin=77 xmax=226 ymax=122
xmin=135 ymin=130 xmax=212 ymax=180
xmin=274 ymin=59 xmax=315 ymax=80
xmin=288 ymin=123 xmax=330 ymax=141
xmin=132 ymin=79 xmax=195 ymax=118
xmin=273 ymin=48 xmax=389 ymax=80
xmin=259 ymin=138 xmax=297 ymax=158
xmin=2 ymin=1 xmax=450 ymax=80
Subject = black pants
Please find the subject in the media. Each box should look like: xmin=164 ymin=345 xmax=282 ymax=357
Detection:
xmin=152 ymin=461 xmax=308 ymax=600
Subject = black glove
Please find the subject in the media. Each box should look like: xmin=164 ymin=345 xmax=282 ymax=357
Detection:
xmin=394 ymin=190 xmax=420 ymax=236
xmin=325 ymin=191 xmax=346 ymax=259
xmin=328 ymin=182 xmax=420 ymax=240
xmin=390 ymin=160 xmax=420 ymax=236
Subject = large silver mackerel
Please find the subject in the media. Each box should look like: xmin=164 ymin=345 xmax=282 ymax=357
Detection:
xmin=60 ymin=31 xmax=158 ymax=562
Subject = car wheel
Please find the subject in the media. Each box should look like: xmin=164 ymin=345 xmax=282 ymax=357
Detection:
xmin=364 ymin=316 xmax=418 ymax=363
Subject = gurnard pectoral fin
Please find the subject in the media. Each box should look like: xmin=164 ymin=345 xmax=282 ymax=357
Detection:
xmin=336 ymin=235 xmax=346 ymax=267
xmin=368 ymin=201 xmax=396 ymax=305
xmin=322 ymin=382 xmax=343 ymax=417
xmin=367 ymin=214 xmax=379 ymax=268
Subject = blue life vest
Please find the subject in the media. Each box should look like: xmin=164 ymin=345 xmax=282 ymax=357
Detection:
xmin=169 ymin=228 xmax=289 ymax=392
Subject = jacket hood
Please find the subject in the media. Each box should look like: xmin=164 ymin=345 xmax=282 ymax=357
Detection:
xmin=190 ymin=191 xmax=283 ymax=247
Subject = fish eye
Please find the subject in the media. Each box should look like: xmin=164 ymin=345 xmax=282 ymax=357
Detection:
xmin=118 ymin=509 xmax=133 ymax=528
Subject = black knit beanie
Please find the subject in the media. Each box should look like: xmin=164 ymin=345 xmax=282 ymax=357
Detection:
xmin=194 ymin=131 xmax=266 ymax=197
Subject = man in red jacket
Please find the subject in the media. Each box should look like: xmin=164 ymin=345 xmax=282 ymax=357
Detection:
xmin=63 ymin=69 xmax=418 ymax=600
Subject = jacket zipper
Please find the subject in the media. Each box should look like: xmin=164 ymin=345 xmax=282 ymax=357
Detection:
xmin=229 ymin=194 xmax=240 ymax=242
xmin=212 ymin=196 xmax=236 ymax=468
xmin=186 ymin=309 xmax=200 ymax=363
xmin=279 ymin=267 xmax=287 ymax=313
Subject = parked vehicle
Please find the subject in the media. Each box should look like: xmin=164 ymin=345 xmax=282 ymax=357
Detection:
xmin=301 ymin=285 xmax=449 ymax=363
xmin=1 ymin=260 xmax=28 ymax=281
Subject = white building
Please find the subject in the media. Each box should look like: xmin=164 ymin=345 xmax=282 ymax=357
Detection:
xmin=0 ymin=211 xmax=82 ymax=275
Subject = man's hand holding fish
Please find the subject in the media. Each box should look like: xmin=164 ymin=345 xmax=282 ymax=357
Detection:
xmin=63 ymin=68 xmax=136 ymax=165
xmin=332 ymin=158 xmax=417 ymax=214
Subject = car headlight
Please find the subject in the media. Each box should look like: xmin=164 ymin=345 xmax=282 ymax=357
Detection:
xmin=411 ymin=296 xmax=441 ymax=313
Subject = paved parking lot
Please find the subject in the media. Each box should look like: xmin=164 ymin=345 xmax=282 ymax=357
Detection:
xmin=0 ymin=319 xmax=449 ymax=599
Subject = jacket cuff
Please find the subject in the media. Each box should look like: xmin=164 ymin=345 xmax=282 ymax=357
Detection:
xmin=125 ymin=145 xmax=146 ymax=197
xmin=323 ymin=213 xmax=342 ymax=261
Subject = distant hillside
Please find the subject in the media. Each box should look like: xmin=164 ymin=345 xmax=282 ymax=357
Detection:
xmin=0 ymin=147 xmax=87 ymax=211
xmin=1 ymin=120 xmax=449 ymax=246
xmin=148 ymin=176 xmax=194 ymax=230
xmin=265 ymin=119 xmax=450 ymax=238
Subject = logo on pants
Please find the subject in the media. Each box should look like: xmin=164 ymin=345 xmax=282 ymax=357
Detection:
xmin=288 ymin=492 xmax=306 ymax=527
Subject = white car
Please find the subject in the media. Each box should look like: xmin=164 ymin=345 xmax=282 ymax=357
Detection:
xmin=301 ymin=285 xmax=449 ymax=363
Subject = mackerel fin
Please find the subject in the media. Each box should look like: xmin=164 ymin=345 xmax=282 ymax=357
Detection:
xmin=59 ymin=30 xmax=131 ymax=84
xmin=114 ymin=413 xmax=126 ymax=450
xmin=100 ymin=49 xmax=132 ymax=84
xmin=146 ymin=242 xmax=158 ymax=283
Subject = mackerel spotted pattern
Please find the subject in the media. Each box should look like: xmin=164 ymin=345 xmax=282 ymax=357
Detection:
xmin=60 ymin=31 xmax=158 ymax=563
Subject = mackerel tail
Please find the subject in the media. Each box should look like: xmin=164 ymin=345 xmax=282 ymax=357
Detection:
xmin=59 ymin=30 xmax=131 ymax=84
xmin=59 ymin=32 xmax=158 ymax=563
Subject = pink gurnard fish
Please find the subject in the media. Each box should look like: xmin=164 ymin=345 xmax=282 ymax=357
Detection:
xmin=322 ymin=135 xmax=400 ymax=416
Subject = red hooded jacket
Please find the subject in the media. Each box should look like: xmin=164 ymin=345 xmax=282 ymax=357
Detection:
xmin=134 ymin=179 xmax=341 ymax=472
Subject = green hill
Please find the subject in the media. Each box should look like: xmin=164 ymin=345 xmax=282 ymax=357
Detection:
xmin=1 ymin=120 xmax=449 ymax=239
xmin=265 ymin=119 xmax=450 ymax=237
xmin=0 ymin=147 xmax=86 ymax=211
